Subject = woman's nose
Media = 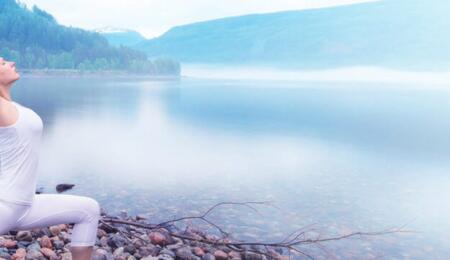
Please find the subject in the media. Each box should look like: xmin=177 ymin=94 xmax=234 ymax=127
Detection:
xmin=10 ymin=62 xmax=15 ymax=67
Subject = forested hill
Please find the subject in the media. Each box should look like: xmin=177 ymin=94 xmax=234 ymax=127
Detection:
xmin=95 ymin=27 xmax=147 ymax=48
xmin=0 ymin=0 xmax=180 ymax=75
xmin=137 ymin=0 xmax=450 ymax=70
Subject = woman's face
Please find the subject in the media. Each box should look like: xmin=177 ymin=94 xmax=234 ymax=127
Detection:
xmin=0 ymin=57 xmax=20 ymax=87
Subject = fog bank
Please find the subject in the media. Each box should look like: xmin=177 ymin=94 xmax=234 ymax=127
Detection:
xmin=182 ymin=64 xmax=450 ymax=87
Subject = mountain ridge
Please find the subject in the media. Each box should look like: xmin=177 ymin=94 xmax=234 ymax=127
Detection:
xmin=137 ymin=0 xmax=450 ymax=70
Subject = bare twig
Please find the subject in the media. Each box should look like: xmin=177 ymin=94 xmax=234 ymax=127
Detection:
xmin=101 ymin=201 xmax=409 ymax=259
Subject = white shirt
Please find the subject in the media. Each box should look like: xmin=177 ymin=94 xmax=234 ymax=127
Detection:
xmin=0 ymin=101 xmax=43 ymax=205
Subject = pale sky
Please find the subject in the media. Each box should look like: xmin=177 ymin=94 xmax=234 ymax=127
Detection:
xmin=19 ymin=0 xmax=375 ymax=38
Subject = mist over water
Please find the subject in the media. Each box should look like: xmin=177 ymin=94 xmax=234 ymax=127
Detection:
xmin=183 ymin=64 xmax=450 ymax=87
xmin=11 ymin=70 xmax=450 ymax=257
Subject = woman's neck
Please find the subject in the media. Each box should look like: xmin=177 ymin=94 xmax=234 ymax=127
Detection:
xmin=0 ymin=84 xmax=12 ymax=101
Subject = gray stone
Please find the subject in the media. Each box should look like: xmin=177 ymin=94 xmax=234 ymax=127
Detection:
xmin=159 ymin=248 xmax=175 ymax=258
xmin=92 ymin=254 xmax=107 ymax=260
xmin=25 ymin=249 xmax=46 ymax=260
xmin=242 ymin=252 xmax=263 ymax=260
xmin=16 ymin=241 xmax=31 ymax=248
xmin=16 ymin=231 xmax=33 ymax=242
xmin=124 ymin=245 xmax=136 ymax=255
xmin=131 ymin=238 xmax=144 ymax=248
xmin=107 ymin=234 xmax=127 ymax=248
xmin=202 ymin=253 xmax=215 ymax=260
xmin=53 ymin=240 xmax=65 ymax=250
xmin=138 ymin=234 xmax=150 ymax=242
xmin=176 ymin=246 xmax=199 ymax=260
xmin=166 ymin=241 xmax=184 ymax=251
xmin=138 ymin=245 xmax=160 ymax=257
xmin=60 ymin=232 xmax=71 ymax=243
xmin=26 ymin=242 xmax=41 ymax=251
xmin=92 ymin=248 xmax=109 ymax=260
xmin=113 ymin=247 xmax=124 ymax=257
xmin=0 ymin=251 xmax=11 ymax=260
xmin=34 ymin=228 xmax=52 ymax=237
xmin=99 ymin=236 xmax=109 ymax=247
xmin=157 ymin=254 xmax=175 ymax=260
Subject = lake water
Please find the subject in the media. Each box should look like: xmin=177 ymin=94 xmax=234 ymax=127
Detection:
xmin=11 ymin=75 xmax=450 ymax=258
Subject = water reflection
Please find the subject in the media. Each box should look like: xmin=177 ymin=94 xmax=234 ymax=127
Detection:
xmin=162 ymin=79 xmax=450 ymax=161
xmin=14 ymin=77 xmax=143 ymax=129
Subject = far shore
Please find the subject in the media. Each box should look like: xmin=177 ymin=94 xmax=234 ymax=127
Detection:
xmin=19 ymin=69 xmax=181 ymax=80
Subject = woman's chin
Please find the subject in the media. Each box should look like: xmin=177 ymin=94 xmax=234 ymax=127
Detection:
xmin=11 ymin=73 xmax=20 ymax=83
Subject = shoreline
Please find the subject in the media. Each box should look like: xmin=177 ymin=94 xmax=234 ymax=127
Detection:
xmin=0 ymin=207 xmax=288 ymax=260
xmin=19 ymin=69 xmax=181 ymax=81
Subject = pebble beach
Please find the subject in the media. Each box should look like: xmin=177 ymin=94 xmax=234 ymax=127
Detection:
xmin=0 ymin=207 xmax=290 ymax=260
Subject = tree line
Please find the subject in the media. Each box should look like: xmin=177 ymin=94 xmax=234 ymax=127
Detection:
xmin=0 ymin=0 xmax=180 ymax=75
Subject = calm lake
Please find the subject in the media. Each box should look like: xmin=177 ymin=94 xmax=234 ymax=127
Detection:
xmin=11 ymin=74 xmax=450 ymax=258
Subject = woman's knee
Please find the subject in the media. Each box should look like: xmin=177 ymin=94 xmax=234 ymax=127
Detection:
xmin=87 ymin=198 xmax=101 ymax=219
xmin=70 ymin=197 xmax=101 ymax=247
xmin=80 ymin=197 xmax=101 ymax=222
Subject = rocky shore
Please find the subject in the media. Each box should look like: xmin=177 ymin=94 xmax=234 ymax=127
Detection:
xmin=0 ymin=207 xmax=289 ymax=260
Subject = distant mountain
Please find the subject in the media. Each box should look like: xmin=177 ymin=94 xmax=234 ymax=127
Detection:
xmin=94 ymin=26 xmax=147 ymax=47
xmin=137 ymin=0 xmax=450 ymax=70
xmin=0 ymin=0 xmax=180 ymax=75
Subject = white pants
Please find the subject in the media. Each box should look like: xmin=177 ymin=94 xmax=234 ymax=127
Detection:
xmin=0 ymin=194 xmax=101 ymax=247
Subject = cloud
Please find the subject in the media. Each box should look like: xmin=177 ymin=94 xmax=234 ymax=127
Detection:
xmin=19 ymin=0 xmax=375 ymax=38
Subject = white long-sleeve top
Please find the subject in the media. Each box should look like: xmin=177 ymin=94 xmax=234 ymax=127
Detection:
xmin=0 ymin=101 xmax=43 ymax=205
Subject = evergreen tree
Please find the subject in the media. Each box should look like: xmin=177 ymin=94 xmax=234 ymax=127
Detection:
xmin=0 ymin=0 xmax=180 ymax=75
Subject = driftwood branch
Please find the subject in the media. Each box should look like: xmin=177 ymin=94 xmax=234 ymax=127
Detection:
xmin=100 ymin=201 xmax=410 ymax=259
